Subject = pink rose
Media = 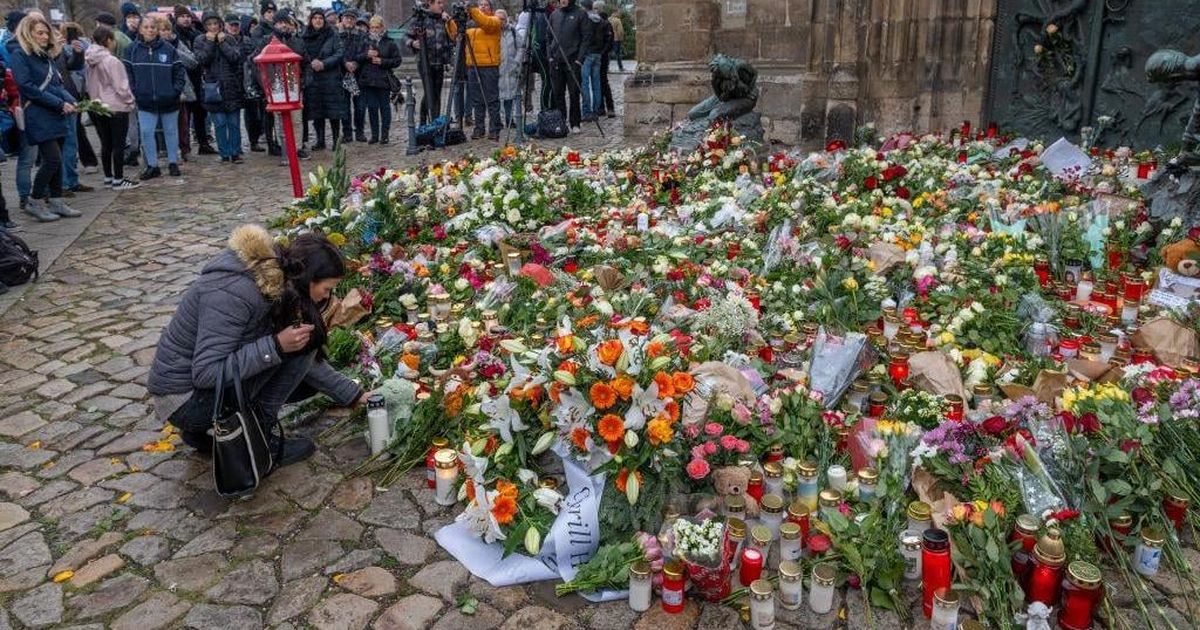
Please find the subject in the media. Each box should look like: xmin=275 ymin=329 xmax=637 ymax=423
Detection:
xmin=691 ymin=445 xmax=707 ymax=460
xmin=704 ymin=422 xmax=724 ymax=436
xmin=719 ymin=435 xmax=740 ymax=451
xmin=735 ymin=439 xmax=751 ymax=454
xmin=703 ymin=441 xmax=719 ymax=456
xmin=683 ymin=423 xmax=702 ymax=439
xmin=686 ymin=458 xmax=711 ymax=480
xmin=732 ymin=403 xmax=752 ymax=424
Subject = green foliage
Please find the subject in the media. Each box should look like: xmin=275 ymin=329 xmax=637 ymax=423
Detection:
xmin=325 ymin=327 xmax=362 ymax=368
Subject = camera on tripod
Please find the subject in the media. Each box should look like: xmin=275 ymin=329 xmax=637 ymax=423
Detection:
xmin=449 ymin=0 xmax=472 ymax=23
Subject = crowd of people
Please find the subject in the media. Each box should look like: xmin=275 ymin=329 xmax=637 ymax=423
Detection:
xmin=0 ymin=0 xmax=628 ymax=230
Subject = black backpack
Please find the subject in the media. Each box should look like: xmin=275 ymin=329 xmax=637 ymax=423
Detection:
xmin=0 ymin=231 xmax=38 ymax=287
xmin=537 ymin=110 xmax=569 ymax=139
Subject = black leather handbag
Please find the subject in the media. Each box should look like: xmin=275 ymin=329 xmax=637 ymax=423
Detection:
xmin=211 ymin=361 xmax=276 ymax=498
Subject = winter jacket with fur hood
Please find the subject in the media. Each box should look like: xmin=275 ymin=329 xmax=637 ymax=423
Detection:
xmin=148 ymin=225 xmax=363 ymax=411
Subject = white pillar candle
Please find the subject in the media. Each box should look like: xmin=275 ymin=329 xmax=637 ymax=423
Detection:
xmin=826 ymin=465 xmax=847 ymax=492
xmin=433 ymin=449 xmax=459 ymax=506
xmin=366 ymin=395 xmax=390 ymax=456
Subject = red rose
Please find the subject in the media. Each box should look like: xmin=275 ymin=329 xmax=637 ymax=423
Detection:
xmin=757 ymin=346 xmax=774 ymax=363
xmin=563 ymin=260 xmax=578 ymax=273
xmin=1189 ymin=226 xmax=1200 ymax=240
xmin=864 ymin=176 xmax=879 ymax=190
xmin=1079 ymin=412 xmax=1100 ymax=434
xmin=981 ymin=416 xmax=1008 ymax=435
xmin=1120 ymin=439 xmax=1141 ymax=453
xmin=895 ymin=186 xmax=911 ymax=199
xmin=1131 ymin=387 xmax=1154 ymax=406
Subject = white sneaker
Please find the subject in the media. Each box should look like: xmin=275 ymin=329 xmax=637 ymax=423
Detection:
xmin=103 ymin=177 xmax=113 ymax=186
xmin=112 ymin=178 xmax=141 ymax=190
xmin=83 ymin=166 xmax=98 ymax=174
xmin=571 ymin=126 xmax=582 ymax=133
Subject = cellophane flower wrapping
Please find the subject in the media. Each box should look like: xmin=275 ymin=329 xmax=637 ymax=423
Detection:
xmin=1010 ymin=437 xmax=1067 ymax=516
xmin=672 ymin=518 xmax=733 ymax=601
xmin=808 ymin=327 xmax=869 ymax=409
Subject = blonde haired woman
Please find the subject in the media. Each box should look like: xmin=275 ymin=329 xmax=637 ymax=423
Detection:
xmin=10 ymin=13 xmax=80 ymax=222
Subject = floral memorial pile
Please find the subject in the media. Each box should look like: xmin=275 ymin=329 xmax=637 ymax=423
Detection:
xmin=277 ymin=124 xmax=1200 ymax=629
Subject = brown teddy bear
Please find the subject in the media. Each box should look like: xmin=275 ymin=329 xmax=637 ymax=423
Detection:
xmin=711 ymin=465 xmax=760 ymax=518
xmin=1162 ymin=238 xmax=1200 ymax=277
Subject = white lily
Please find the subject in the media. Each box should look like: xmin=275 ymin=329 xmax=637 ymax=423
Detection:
xmin=624 ymin=382 xmax=664 ymax=431
xmin=533 ymin=487 xmax=564 ymax=514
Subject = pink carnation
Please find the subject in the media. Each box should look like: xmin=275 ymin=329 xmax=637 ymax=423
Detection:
xmin=719 ymin=435 xmax=740 ymax=451
xmin=686 ymin=458 xmax=711 ymax=480
xmin=704 ymin=422 xmax=724 ymax=436
xmin=735 ymin=439 xmax=751 ymax=453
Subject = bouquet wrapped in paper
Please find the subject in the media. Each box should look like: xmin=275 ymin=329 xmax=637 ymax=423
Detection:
xmin=672 ymin=518 xmax=732 ymax=602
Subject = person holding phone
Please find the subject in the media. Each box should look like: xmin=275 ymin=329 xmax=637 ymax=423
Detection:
xmin=149 ymin=225 xmax=370 ymax=465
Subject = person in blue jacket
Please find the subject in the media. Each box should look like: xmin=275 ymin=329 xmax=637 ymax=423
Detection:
xmin=124 ymin=13 xmax=186 ymax=180
xmin=9 ymin=12 xmax=80 ymax=222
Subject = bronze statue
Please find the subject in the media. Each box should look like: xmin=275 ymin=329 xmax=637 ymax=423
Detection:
xmin=669 ymin=54 xmax=764 ymax=153
xmin=1145 ymin=48 xmax=1200 ymax=169
xmin=685 ymin=54 xmax=760 ymax=123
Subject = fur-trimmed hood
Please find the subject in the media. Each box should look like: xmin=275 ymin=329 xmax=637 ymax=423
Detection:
xmin=217 ymin=224 xmax=285 ymax=300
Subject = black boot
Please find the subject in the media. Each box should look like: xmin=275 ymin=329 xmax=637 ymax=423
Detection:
xmin=180 ymin=429 xmax=212 ymax=456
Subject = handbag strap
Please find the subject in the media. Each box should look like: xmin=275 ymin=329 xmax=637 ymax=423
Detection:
xmin=227 ymin=358 xmax=286 ymax=464
xmin=210 ymin=358 xmax=230 ymax=425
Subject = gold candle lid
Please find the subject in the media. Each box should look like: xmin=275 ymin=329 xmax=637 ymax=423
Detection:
xmin=787 ymin=500 xmax=811 ymax=519
xmin=725 ymin=494 xmax=746 ymax=512
xmin=1033 ymin=528 xmax=1067 ymax=566
xmin=750 ymin=579 xmax=773 ymax=598
xmin=630 ymin=560 xmax=650 ymax=577
xmin=750 ymin=525 xmax=771 ymax=547
xmin=727 ymin=517 xmax=747 ymax=538
xmin=539 ymin=478 xmax=559 ymax=490
xmin=779 ymin=522 xmax=801 ymax=540
xmin=434 ymin=448 xmax=458 ymax=469
xmin=856 ymin=468 xmax=879 ymax=484
xmin=663 ymin=559 xmax=683 ymax=578
xmin=763 ymin=461 xmax=783 ymax=478
xmin=797 ymin=460 xmax=817 ymax=476
xmin=1067 ymin=560 xmax=1102 ymax=588
xmin=778 ymin=560 xmax=802 ymax=579
xmin=760 ymin=494 xmax=784 ymax=513
xmin=1141 ymin=527 xmax=1165 ymax=546
xmin=934 ymin=587 xmax=959 ymax=607
xmin=818 ymin=489 xmax=843 ymax=507
xmin=907 ymin=501 xmax=932 ymax=522
xmin=813 ymin=563 xmax=836 ymax=587
xmin=431 ymin=437 xmax=450 ymax=448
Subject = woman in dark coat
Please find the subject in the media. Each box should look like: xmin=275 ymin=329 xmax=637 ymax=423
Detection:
xmin=9 ymin=13 xmax=80 ymax=222
xmin=193 ymin=12 xmax=245 ymax=162
xmin=355 ymin=16 xmax=400 ymax=144
xmin=148 ymin=225 xmax=368 ymax=464
xmin=298 ymin=9 xmax=345 ymax=150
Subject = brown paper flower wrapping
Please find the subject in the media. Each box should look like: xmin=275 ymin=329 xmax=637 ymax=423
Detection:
xmin=593 ymin=265 xmax=625 ymax=292
xmin=322 ymin=288 xmax=371 ymax=329
xmin=908 ymin=351 xmax=967 ymax=401
xmin=1131 ymin=317 xmax=1200 ymax=367
xmin=867 ymin=242 xmax=906 ymax=275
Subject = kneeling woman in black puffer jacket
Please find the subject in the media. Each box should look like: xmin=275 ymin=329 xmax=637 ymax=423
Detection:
xmin=148 ymin=225 xmax=367 ymax=464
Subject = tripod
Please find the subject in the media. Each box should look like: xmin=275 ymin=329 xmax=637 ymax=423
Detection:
xmin=509 ymin=0 xmax=604 ymax=144
xmin=445 ymin=5 xmax=495 ymax=139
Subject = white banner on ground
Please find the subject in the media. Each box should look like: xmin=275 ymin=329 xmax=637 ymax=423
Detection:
xmin=434 ymin=456 xmax=626 ymax=602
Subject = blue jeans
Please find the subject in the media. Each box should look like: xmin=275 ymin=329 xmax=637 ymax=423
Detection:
xmin=16 ymin=137 xmax=34 ymax=200
xmin=581 ymin=53 xmax=602 ymax=117
xmin=210 ymin=110 xmax=242 ymax=159
xmin=62 ymin=113 xmax=79 ymax=189
xmin=138 ymin=109 xmax=179 ymax=168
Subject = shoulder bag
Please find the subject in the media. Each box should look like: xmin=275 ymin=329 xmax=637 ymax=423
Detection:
xmin=211 ymin=360 xmax=278 ymax=498
xmin=15 ymin=61 xmax=55 ymax=131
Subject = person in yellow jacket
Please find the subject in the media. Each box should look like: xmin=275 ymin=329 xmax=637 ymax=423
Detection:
xmin=447 ymin=0 xmax=502 ymax=140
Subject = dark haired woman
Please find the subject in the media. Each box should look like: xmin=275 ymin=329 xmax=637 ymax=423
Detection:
xmin=84 ymin=25 xmax=138 ymax=189
xmin=148 ymin=225 xmax=368 ymax=464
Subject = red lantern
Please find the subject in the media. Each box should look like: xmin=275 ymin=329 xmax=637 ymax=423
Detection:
xmin=254 ymin=37 xmax=304 ymax=197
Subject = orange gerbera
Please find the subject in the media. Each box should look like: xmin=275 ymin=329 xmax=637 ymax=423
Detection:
xmin=614 ymin=468 xmax=643 ymax=493
xmin=495 ymin=479 xmax=518 ymax=500
xmin=628 ymin=320 xmax=650 ymax=335
xmin=597 ymin=339 xmax=624 ymax=366
xmin=672 ymin=372 xmax=695 ymax=395
xmin=491 ymin=494 xmax=517 ymax=525
xmin=663 ymin=400 xmax=680 ymax=423
xmin=654 ymin=372 xmax=676 ymax=399
xmin=646 ymin=341 xmax=666 ymax=358
xmin=597 ymin=414 xmax=625 ymax=442
xmin=558 ymin=360 xmax=580 ymax=375
xmin=570 ymin=426 xmax=591 ymax=452
xmin=646 ymin=417 xmax=674 ymax=446
xmin=576 ymin=314 xmax=600 ymax=328
xmin=555 ymin=335 xmax=574 ymax=354
xmin=610 ymin=375 xmax=635 ymax=400
xmin=590 ymin=382 xmax=618 ymax=410
xmin=465 ymin=478 xmax=477 ymax=502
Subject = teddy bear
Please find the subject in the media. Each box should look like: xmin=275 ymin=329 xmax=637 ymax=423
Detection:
xmin=1159 ymin=238 xmax=1200 ymax=299
xmin=711 ymin=465 xmax=760 ymax=518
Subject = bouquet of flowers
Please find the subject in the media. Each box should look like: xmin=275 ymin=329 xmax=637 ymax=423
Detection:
xmin=672 ymin=517 xmax=732 ymax=601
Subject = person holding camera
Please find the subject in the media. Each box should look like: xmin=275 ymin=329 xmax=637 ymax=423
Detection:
xmin=447 ymin=0 xmax=503 ymax=141
xmin=149 ymin=225 xmax=369 ymax=465
xmin=405 ymin=0 xmax=452 ymax=125
xmin=548 ymin=0 xmax=589 ymax=132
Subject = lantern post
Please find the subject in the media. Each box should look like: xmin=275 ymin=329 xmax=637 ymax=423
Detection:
xmin=254 ymin=37 xmax=305 ymax=198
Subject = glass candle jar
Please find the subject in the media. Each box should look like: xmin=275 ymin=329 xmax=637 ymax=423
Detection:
xmin=1133 ymin=528 xmax=1164 ymax=576
xmin=779 ymin=522 xmax=802 ymax=563
xmin=366 ymin=394 xmax=390 ymax=456
xmin=747 ymin=471 xmax=765 ymax=504
xmin=930 ymin=587 xmax=960 ymax=630
xmin=847 ymin=380 xmax=870 ymax=413
xmin=971 ymin=383 xmax=994 ymax=408
xmin=1163 ymin=492 xmax=1189 ymax=533
xmin=434 ymin=448 xmax=459 ymax=506
xmin=726 ymin=517 xmax=747 ymax=574
xmin=661 ymin=559 xmax=685 ymax=613
xmin=739 ymin=547 xmax=764 ymax=588
xmin=809 ymin=563 xmax=836 ymax=614
xmin=1100 ymin=512 xmax=1133 ymax=554
xmin=749 ymin=579 xmax=775 ymax=630
xmin=1059 ymin=338 xmax=1080 ymax=359
xmin=1026 ymin=528 xmax=1067 ymax=605
xmin=856 ymin=468 xmax=879 ymax=501
xmin=826 ymin=465 xmax=848 ymax=492
xmin=725 ymin=494 xmax=747 ymax=521
xmin=1058 ymin=560 xmax=1102 ymax=630
xmin=628 ymin=560 xmax=652 ymax=612
xmin=426 ymin=437 xmax=450 ymax=489
xmin=818 ymin=489 xmax=843 ymax=522
xmin=760 ymin=494 xmax=784 ymax=539
xmin=900 ymin=530 xmax=922 ymax=580
xmin=922 ymin=529 xmax=952 ymax=618
xmin=766 ymin=443 xmax=785 ymax=464
xmin=1075 ymin=275 xmax=1095 ymax=302
xmin=1034 ymin=257 xmax=1051 ymax=287
xmin=786 ymin=500 xmax=811 ymax=543
xmin=505 ymin=251 xmax=522 ymax=276
xmin=750 ymin=525 xmax=772 ymax=555
xmin=907 ymin=501 xmax=932 ymax=533
xmin=763 ymin=462 xmax=784 ymax=498
xmin=889 ymin=351 xmax=911 ymax=386
xmin=883 ymin=314 xmax=902 ymax=340
xmin=796 ymin=461 xmax=819 ymax=510
xmin=867 ymin=392 xmax=888 ymax=418
xmin=778 ymin=560 xmax=803 ymax=610
xmin=944 ymin=394 xmax=965 ymax=422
